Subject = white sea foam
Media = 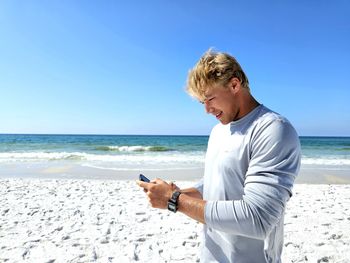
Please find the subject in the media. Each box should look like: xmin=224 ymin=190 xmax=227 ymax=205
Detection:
xmin=0 ymin=152 xmax=84 ymax=161
xmin=301 ymin=157 xmax=350 ymax=166
xmin=0 ymin=151 xmax=205 ymax=165
xmin=1 ymin=152 xmax=350 ymax=167
xmin=109 ymin=145 xmax=149 ymax=151
xmin=96 ymin=145 xmax=169 ymax=152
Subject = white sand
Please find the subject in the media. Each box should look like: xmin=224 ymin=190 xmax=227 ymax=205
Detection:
xmin=1 ymin=179 xmax=349 ymax=263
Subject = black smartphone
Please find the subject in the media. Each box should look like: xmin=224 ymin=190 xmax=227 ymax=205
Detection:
xmin=139 ymin=174 xmax=150 ymax=183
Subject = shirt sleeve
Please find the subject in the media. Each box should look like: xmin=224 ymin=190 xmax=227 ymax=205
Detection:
xmin=204 ymin=118 xmax=301 ymax=239
xmin=193 ymin=177 xmax=204 ymax=196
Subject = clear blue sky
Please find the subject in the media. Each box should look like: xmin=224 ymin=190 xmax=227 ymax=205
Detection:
xmin=1 ymin=1 xmax=349 ymax=136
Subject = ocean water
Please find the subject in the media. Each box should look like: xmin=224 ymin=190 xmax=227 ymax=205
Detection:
xmin=0 ymin=134 xmax=207 ymax=171
xmin=300 ymin=136 xmax=350 ymax=167
xmin=0 ymin=134 xmax=349 ymax=172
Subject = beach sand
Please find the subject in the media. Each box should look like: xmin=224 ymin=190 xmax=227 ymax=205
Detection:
xmin=1 ymin=178 xmax=350 ymax=262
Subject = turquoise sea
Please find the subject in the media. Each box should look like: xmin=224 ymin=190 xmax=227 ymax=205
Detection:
xmin=0 ymin=134 xmax=349 ymax=178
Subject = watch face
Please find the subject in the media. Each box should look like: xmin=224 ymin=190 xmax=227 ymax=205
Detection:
xmin=168 ymin=202 xmax=177 ymax=212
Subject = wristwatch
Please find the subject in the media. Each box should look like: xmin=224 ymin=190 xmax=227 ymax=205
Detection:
xmin=167 ymin=191 xmax=181 ymax=213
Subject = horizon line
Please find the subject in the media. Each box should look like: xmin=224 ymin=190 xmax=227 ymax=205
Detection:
xmin=1 ymin=133 xmax=350 ymax=138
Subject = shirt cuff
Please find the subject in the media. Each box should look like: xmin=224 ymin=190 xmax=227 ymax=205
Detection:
xmin=204 ymin=200 xmax=215 ymax=227
xmin=192 ymin=179 xmax=204 ymax=196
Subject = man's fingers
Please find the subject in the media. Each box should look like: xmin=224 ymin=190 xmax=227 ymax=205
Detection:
xmin=136 ymin=180 xmax=151 ymax=190
xmin=153 ymin=178 xmax=167 ymax=184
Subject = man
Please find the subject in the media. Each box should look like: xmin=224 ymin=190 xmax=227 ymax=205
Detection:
xmin=137 ymin=49 xmax=301 ymax=262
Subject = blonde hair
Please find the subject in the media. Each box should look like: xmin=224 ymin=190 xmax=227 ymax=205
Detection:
xmin=186 ymin=49 xmax=249 ymax=100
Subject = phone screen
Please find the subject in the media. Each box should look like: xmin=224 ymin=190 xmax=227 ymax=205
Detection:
xmin=139 ymin=174 xmax=150 ymax=183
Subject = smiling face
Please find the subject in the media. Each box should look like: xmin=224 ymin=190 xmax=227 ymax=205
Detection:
xmin=201 ymin=78 xmax=241 ymax=125
xmin=187 ymin=50 xmax=258 ymax=124
xmin=186 ymin=50 xmax=250 ymax=106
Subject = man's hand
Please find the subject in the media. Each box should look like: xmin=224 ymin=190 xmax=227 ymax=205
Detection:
xmin=137 ymin=178 xmax=206 ymax=224
xmin=137 ymin=178 xmax=173 ymax=209
xmin=169 ymin=181 xmax=180 ymax=192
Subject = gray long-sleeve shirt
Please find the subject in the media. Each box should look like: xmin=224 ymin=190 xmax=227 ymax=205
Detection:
xmin=194 ymin=105 xmax=301 ymax=263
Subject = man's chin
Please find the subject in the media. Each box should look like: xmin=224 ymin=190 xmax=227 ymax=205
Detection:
xmin=219 ymin=119 xmax=230 ymax=125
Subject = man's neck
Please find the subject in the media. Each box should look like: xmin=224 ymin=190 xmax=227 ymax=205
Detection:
xmin=236 ymin=94 xmax=260 ymax=120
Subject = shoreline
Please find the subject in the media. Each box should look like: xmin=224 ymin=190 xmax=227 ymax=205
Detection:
xmin=1 ymin=161 xmax=350 ymax=184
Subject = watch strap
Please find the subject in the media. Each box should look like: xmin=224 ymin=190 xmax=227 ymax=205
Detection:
xmin=167 ymin=191 xmax=181 ymax=213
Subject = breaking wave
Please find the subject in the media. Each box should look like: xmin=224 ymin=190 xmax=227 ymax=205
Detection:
xmin=95 ymin=145 xmax=170 ymax=152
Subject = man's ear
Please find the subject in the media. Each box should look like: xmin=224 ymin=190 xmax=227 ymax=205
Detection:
xmin=229 ymin=77 xmax=240 ymax=93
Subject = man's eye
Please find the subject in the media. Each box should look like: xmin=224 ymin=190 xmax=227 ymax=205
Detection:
xmin=199 ymin=97 xmax=214 ymax=104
